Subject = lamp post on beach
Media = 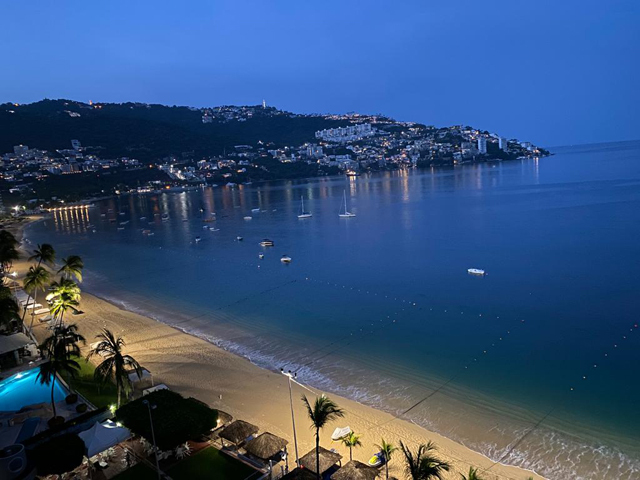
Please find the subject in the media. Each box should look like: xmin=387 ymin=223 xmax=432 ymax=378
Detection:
xmin=143 ymin=400 xmax=162 ymax=480
xmin=281 ymin=369 xmax=300 ymax=469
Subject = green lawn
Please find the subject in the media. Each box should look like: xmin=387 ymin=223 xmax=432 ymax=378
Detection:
xmin=62 ymin=355 xmax=119 ymax=408
xmin=111 ymin=462 xmax=157 ymax=480
xmin=168 ymin=447 xmax=259 ymax=480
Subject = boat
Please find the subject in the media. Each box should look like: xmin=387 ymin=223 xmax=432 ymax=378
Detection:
xmin=346 ymin=170 xmax=360 ymax=177
xmin=195 ymin=236 xmax=202 ymax=243
xmin=161 ymin=214 xmax=169 ymax=222
xmin=203 ymin=225 xmax=209 ymax=230
xmin=468 ymin=268 xmax=486 ymax=276
xmin=367 ymin=452 xmax=384 ymax=468
xmin=298 ymin=196 xmax=312 ymax=219
xmin=251 ymin=208 xmax=260 ymax=213
xmin=140 ymin=216 xmax=147 ymax=221
xmin=339 ymin=190 xmax=356 ymax=218
xmin=236 ymin=236 xmax=243 ymax=241
xmin=142 ymin=229 xmax=151 ymax=235
xmin=209 ymin=227 xmax=220 ymax=232
xmin=258 ymin=253 xmax=264 ymax=259
xmin=244 ymin=216 xmax=252 ymax=220
xmin=117 ymin=227 xmax=125 ymax=231
xmin=280 ymin=255 xmax=292 ymax=263
xmin=259 ymin=239 xmax=274 ymax=247
xmin=119 ymin=212 xmax=125 ymax=216
xmin=119 ymin=220 xmax=129 ymax=225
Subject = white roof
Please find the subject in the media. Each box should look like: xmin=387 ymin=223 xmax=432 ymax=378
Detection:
xmin=79 ymin=420 xmax=131 ymax=458
xmin=0 ymin=333 xmax=34 ymax=355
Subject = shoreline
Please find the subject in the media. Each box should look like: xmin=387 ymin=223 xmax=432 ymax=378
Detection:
xmin=16 ymin=217 xmax=544 ymax=480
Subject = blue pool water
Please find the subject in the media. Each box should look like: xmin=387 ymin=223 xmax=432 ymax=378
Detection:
xmin=0 ymin=368 xmax=68 ymax=412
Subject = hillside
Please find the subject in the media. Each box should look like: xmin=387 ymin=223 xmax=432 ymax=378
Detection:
xmin=0 ymin=99 xmax=349 ymax=160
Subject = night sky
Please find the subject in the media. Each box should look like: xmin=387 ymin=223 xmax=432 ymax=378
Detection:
xmin=2 ymin=0 xmax=639 ymax=146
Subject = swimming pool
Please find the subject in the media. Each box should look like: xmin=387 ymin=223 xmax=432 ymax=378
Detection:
xmin=0 ymin=367 xmax=69 ymax=412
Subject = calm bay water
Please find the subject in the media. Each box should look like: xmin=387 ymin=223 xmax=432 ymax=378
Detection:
xmin=27 ymin=141 xmax=640 ymax=479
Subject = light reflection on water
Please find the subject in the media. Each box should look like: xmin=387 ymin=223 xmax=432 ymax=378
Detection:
xmin=28 ymin=143 xmax=640 ymax=479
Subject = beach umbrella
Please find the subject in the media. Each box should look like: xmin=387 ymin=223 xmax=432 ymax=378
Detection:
xmin=245 ymin=432 xmax=288 ymax=460
xmin=299 ymin=446 xmax=342 ymax=475
xmin=330 ymin=460 xmax=380 ymax=480
xmin=219 ymin=419 xmax=259 ymax=446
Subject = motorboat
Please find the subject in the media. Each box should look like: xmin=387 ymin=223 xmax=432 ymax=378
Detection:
xmin=244 ymin=216 xmax=252 ymax=220
xmin=209 ymin=227 xmax=220 ymax=232
xmin=195 ymin=236 xmax=202 ymax=243
xmin=280 ymin=255 xmax=292 ymax=263
xmin=259 ymin=239 xmax=274 ymax=247
xmin=237 ymin=236 xmax=243 ymax=241
xmin=467 ymin=268 xmax=486 ymax=276
xmin=298 ymin=196 xmax=312 ymax=219
xmin=339 ymin=190 xmax=356 ymax=218
xmin=251 ymin=208 xmax=260 ymax=213
xmin=258 ymin=253 xmax=264 ymax=259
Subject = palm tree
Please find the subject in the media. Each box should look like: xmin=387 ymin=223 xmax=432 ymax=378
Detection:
xmin=29 ymin=243 xmax=56 ymax=267
xmin=342 ymin=431 xmax=362 ymax=461
xmin=58 ymin=255 xmax=83 ymax=282
xmin=37 ymin=335 xmax=81 ymax=418
xmin=23 ymin=265 xmax=50 ymax=331
xmin=0 ymin=285 xmax=20 ymax=331
xmin=376 ymin=438 xmax=398 ymax=480
xmin=399 ymin=441 xmax=450 ymax=480
xmin=460 ymin=467 xmax=483 ymax=480
xmin=0 ymin=230 xmax=20 ymax=276
xmin=40 ymin=323 xmax=85 ymax=357
xmin=88 ymin=329 xmax=142 ymax=407
xmin=301 ymin=394 xmax=345 ymax=479
xmin=46 ymin=279 xmax=81 ymax=325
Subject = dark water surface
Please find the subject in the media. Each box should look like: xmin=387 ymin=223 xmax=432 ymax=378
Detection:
xmin=27 ymin=141 xmax=640 ymax=479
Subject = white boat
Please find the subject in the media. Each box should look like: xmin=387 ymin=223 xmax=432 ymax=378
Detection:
xmin=298 ymin=196 xmax=312 ymax=219
xmin=259 ymin=239 xmax=274 ymax=247
xmin=280 ymin=255 xmax=292 ymax=263
xmin=339 ymin=190 xmax=356 ymax=218
xmin=244 ymin=216 xmax=252 ymax=220
xmin=258 ymin=253 xmax=264 ymax=259
xmin=209 ymin=227 xmax=220 ymax=232
xmin=468 ymin=268 xmax=486 ymax=276
xmin=195 ymin=236 xmax=202 ymax=243
xmin=236 ymin=236 xmax=243 ymax=241
xmin=251 ymin=208 xmax=260 ymax=213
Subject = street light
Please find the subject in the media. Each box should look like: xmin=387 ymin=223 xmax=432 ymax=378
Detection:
xmin=142 ymin=400 xmax=162 ymax=480
xmin=281 ymin=369 xmax=299 ymax=469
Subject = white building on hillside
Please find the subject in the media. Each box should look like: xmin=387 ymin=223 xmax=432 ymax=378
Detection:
xmin=478 ymin=137 xmax=487 ymax=154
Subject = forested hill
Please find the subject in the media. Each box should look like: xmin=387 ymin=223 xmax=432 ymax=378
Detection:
xmin=0 ymin=99 xmax=351 ymax=160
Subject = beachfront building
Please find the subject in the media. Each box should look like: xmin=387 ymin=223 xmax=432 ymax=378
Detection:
xmin=315 ymin=123 xmax=374 ymax=143
xmin=499 ymin=136 xmax=508 ymax=151
xmin=478 ymin=137 xmax=487 ymax=154
xmin=0 ymin=333 xmax=37 ymax=370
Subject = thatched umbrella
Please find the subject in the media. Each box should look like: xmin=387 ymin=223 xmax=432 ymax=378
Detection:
xmin=299 ymin=446 xmax=342 ymax=475
xmin=216 ymin=410 xmax=233 ymax=427
xmin=219 ymin=420 xmax=259 ymax=446
xmin=330 ymin=460 xmax=379 ymax=480
xmin=281 ymin=467 xmax=318 ymax=480
xmin=245 ymin=432 xmax=288 ymax=460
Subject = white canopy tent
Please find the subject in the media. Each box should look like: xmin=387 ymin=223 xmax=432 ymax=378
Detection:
xmin=79 ymin=420 xmax=131 ymax=458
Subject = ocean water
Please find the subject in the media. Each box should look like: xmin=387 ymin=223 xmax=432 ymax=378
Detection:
xmin=26 ymin=141 xmax=640 ymax=479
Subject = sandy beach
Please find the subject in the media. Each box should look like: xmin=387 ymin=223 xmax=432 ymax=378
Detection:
xmin=10 ymin=217 xmax=543 ymax=480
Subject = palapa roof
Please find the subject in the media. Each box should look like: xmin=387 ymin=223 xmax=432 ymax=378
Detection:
xmin=330 ymin=460 xmax=379 ymax=480
xmin=217 ymin=410 xmax=233 ymax=426
xmin=299 ymin=446 xmax=342 ymax=475
xmin=219 ymin=420 xmax=259 ymax=444
xmin=245 ymin=432 xmax=288 ymax=460
xmin=281 ymin=467 xmax=318 ymax=480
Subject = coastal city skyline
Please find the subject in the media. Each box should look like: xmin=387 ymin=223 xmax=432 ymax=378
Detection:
xmin=2 ymin=1 xmax=639 ymax=147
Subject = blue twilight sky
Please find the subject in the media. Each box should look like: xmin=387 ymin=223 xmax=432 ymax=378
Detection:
xmin=1 ymin=0 xmax=639 ymax=147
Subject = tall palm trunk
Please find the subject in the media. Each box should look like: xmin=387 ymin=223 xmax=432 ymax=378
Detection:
xmin=385 ymin=461 xmax=389 ymax=480
xmin=349 ymin=445 xmax=353 ymax=461
xmin=315 ymin=428 xmax=320 ymax=480
xmin=50 ymin=375 xmax=57 ymax=417
xmin=28 ymin=290 xmax=38 ymax=331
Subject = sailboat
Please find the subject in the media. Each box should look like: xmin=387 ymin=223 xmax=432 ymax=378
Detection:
xmin=298 ymin=196 xmax=312 ymax=219
xmin=339 ymin=190 xmax=356 ymax=218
